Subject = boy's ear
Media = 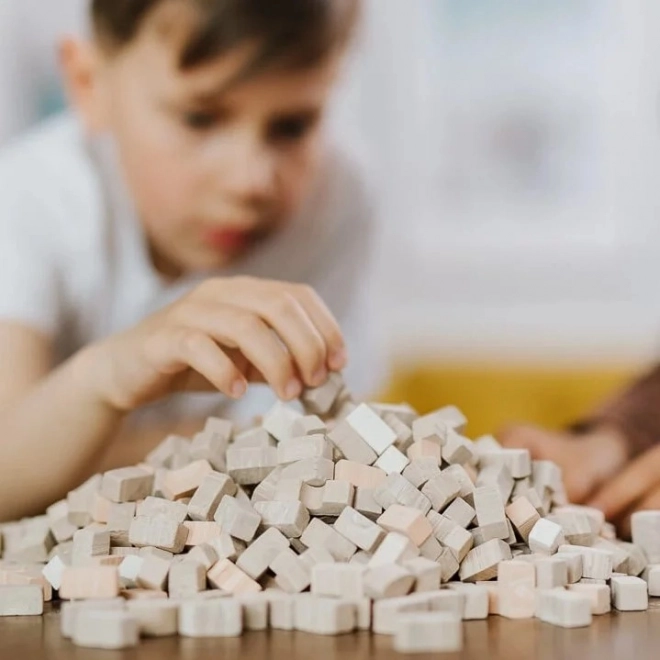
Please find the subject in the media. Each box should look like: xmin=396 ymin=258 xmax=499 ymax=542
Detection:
xmin=59 ymin=37 xmax=110 ymax=134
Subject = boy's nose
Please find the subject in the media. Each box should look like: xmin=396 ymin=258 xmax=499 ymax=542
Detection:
xmin=220 ymin=144 xmax=277 ymax=205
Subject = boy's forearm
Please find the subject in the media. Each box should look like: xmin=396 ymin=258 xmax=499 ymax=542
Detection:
xmin=0 ymin=348 xmax=124 ymax=521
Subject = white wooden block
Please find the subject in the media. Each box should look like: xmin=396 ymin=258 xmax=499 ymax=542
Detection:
xmin=364 ymin=563 xmax=415 ymax=600
xmin=318 ymin=480 xmax=354 ymax=516
xmin=459 ymin=539 xmax=512 ymax=582
xmin=556 ymin=548 xmax=584 ymax=583
xmin=136 ymin=496 xmax=187 ymax=523
xmin=168 ymin=560 xmax=206 ymax=599
xmin=643 ymin=564 xmax=660 ymax=596
xmin=250 ymin=466 xmax=284 ymax=503
xmin=368 ymin=532 xmax=420 ymax=568
xmin=300 ymin=518 xmax=357 ymax=562
xmin=394 ymin=612 xmax=463 ymax=653
xmin=535 ymin=557 xmax=568 ymax=589
xmin=0 ymin=585 xmax=43 ymax=616
xmin=404 ymin=557 xmax=442 ymax=592
xmin=377 ymin=505 xmax=433 ymax=547
xmin=528 ymin=519 xmax=565 ymax=555
xmin=60 ymin=598 xmax=125 ymax=638
xmin=279 ymin=457 xmax=335 ymax=487
xmin=334 ymin=507 xmax=385 ymax=553
xmin=128 ymin=515 xmax=188 ymax=554
xmin=546 ymin=511 xmax=595 ymax=547
xmin=375 ymin=473 xmax=432 ymax=514
xmin=445 ymin=583 xmax=489 ymax=620
xmin=126 ymin=600 xmax=178 ymax=637
xmin=497 ymin=559 xmax=536 ymax=619
xmin=187 ymin=473 xmax=236 ymax=521
xmin=473 ymin=485 xmax=508 ymax=541
xmin=262 ymin=402 xmax=302 ymax=442
xmin=253 ymin=500 xmax=309 ymax=538
xmin=479 ymin=448 xmax=531 ymax=479
xmin=291 ymin=415 xmax=327 ymax=437
xmin=442 ymin=431 xmax=476 ymax=466
xmin=611 ymin=575 xmax=648 ymax=611
xmin=178 ymin=598 xmax=243 ymax=637
xmin=536 ymin=590 xmax=592 ymax=628
xmin=560 ymin=546 xmax=612 ymax=580
xmin=301 ymin=372 xmax=344 ymax=415
xmin=236 ymin=528 xmax=290 ymax=580
xmin=213 ymin=496 xmax=261 ymax=543
xmin=270 ymin=549 xmax=311 ymax=593
xmin=266 ymin=591 xmax=296 ymax=630
xmin=402 ymin=458 xmax=441 ymax=489
xmin=226 ymin=446 xmax=278 ymax=486
xmin=42 ymin=555 xmax=68 ymax=591
xmin=443 ymin=498 xmax=476 ymax=529
xmin=311 ymin=563 xmax=366 ymax=599
xmin=345 ymin=403 xmax=397 ymax=455
xmin=567 ymin=584 xmax=611 ymax=615
xmin=327 ymin=420 xmax=378 ymax=466
xmin=236 ymin=594 xmax=269 ymax=631
xmin=632 ymin=511 xmax=660 ymax=564
xmin=374 ymin=446 xmax=410 ymax=475
xmin=73 ymin=610 xmax=139 ymax=649
xmin=426 ymin=511 xmax=473 ymax=563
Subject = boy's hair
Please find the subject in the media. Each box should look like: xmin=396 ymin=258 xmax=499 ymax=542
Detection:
xmin=91 ymin=0 xmax=359 ymax=78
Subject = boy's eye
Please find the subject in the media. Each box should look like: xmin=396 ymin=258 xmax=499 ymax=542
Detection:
xmin=183 ymin=110 xmax=217 ymax=130
xmin=268 ymin=114 xmax=318 ymax=143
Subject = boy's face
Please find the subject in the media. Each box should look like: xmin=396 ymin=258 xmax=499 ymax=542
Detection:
xmin=66 ymin=6 xmax=343 ymax=276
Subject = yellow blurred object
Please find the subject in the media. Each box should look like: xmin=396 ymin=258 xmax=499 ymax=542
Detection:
xmin=380 ymin=362 xmax=635 ymax=439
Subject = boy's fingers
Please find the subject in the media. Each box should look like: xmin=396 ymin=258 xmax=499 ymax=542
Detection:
xmin=619 ymin=486 xmax=660 ymax=538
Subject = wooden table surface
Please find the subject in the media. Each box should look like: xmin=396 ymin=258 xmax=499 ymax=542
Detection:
xmin=2 ymin=602 xmax=660 ymax=660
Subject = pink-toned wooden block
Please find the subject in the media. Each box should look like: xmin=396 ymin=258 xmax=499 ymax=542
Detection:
xmin=406 ymin=440 xmax=442 ymax=464
xmin=59 ymin=566 xmax=120 ymax=600
xmin=161 ymin=460 xmax=213 ymax=501
xmin=497 ymin=559 xmax=536 ymax=619
xmin=377 ymin=505 xmax=433 ymax=547
xmin=207 ymin=559 xmax=262 ymax=595
xmin=334 ymin=460 xmax=387 ymax=489
xmin=183 ymin=522 xmax=223 ymax=547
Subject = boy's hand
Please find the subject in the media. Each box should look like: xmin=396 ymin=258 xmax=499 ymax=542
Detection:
xmin=80 ymin=277 xmax=347 ymax=411
xmin=498 ymin=424 xmax=628 ymax=504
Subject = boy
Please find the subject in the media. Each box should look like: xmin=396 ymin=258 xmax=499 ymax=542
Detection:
xmin=0 ymin=0 xmax=378 ymax=521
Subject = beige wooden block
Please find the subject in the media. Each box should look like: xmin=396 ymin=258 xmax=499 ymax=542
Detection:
xmin=121 ymin=588 xmax=168 ymax=600
xmin=382 ymin=412 xmax=414 ymax=452
xmin=311 ymin=562 xmax=365 ymax=599
xmin=445 ymin=583 xmax=489 ymax=620
xmin=327 ymin=419 xmax=378 ymax=465
xmin=207 ymin=558 xmax=261 ymax=595
xmin=73 ymin=610 xmax=138 ymax=649
xmin=294 ymin=594 xmax=357 ymax=635
xmin=374 ymin=473 xmax=432 ymax=514
xmin=443 ymin=464 xmax=476 ymax=501
xmin=301 ymin=372 xmax=345 ymax=415
xmin=226 ymin=446 xmax=278 ymax=486
xmin=168 ymin=560 xmax=206 ymax=599
xmin=374 ymin=445 xmax=410 ymax=475
xmin=162 ymin=460 xmax=213 ymax=500
xmin=300 ymin=518 xmax=357 ymax=562
xmin=0 ymin=584 xmax=43 ymax=616
xmin=611 ymin=575 xmax=648 ymax=611
xmin=402 ymin=458 xmax=441 ymax=489
xmin=442 ymin=430 xmax=476 ymax=466
xmin=372 ymin=594 xmax=430 ymax=635
xmin=353 ymin=488 xmax=383 ymax=521
xmin=59 ymin=566 xmax=120 ymax=600
xmin=266 ymin=591 xmax=296 ymax=630
xmin=643 ymin=564 xmax=660 ymax=596
xmin=47 ymin=500 xmax=79 ymax=543
xmin=129 ymin=515 xmax=188 ymax=553
xmin=185 ymin=543 xmax=218 ymax=571
xmin=254 ymin=500 xmax=309 ymax=538
xmin=209 ymin=533 xmax=246 ymax=562
xmin=183 ymin=522 xmax=222 ymax=547
xmin=280 ymin=457 xmax=334 ymax=487
xmin=126 ymin=599 xmax=178 ymax=637
xmin=547 ymin=512 xmax=596 ymax=547
xmin=528 ymin=519 xmax=565 ymax=556
xmin=394 ymin=612 xmax=463 ymax=654
xmin=473 ymin=485 xmax=508 ymax=543
xmin=479 ymin=448 xmax=532 ymax=479
xmin=236 ymin=528 xmax=290 ymax=579
xmin=187 ymin=472 xmax=236 ymax=521
xmin=344 ymin=403 xmax=397 ymax=455
xmin=60 ymin=598 xmax=125 ymax=638
xmin=236 ymin=593 xmax=269 ymax=630
xmin=370 ymin=402 xmax=419 ymax=427
xmin=459 ymin=539 xmax=512 ymax=582
xmin=536 ymin=589 xmax=592 ymax=628
xmin=179 ymin=597 xmax=242 ymax=637
xmin=334 ymin=460 xmax=387 ymax=489
xmin=145 ymin=435 xmax=191 ymax=469
xmin=426 ymin=511 xmax=473 ymax=563
xmin=119 ymin=555 xmax=144 ymax=588
xmin=270 ymin=548 xmax=311 ymax=593
xmin=300 ymin=483 xmax=324 ymax=514
xmin=274 ymin=478 xmax=305 ymax=502
xmin=136 ymin=496 xmax=187 ymax=523
xmin=334 ymin=506 xmax=385 ymax=553
xmin=364 ymin=563 xmax=414 ymax=600
xmin=291 ymin=415 xmax=327 ymax=437
xmin=101 ymin=467 xmax=154 ymax=503
xmin=591 ymin=538 xmax=631 ymax=574
xmin=632 ymin=511 xmax=660 ymax=563
xmin=437 ymin=547 xmax=460 ymax=582
xmin=421 ymin=473 xmax=460 ymax=513
xmin=106 ymin=502 xmax=137 ymax=533
xmin=406 ymin=439 xmax=442 ymax=464
xmin=190 ymin=424 xmax=231 ymax=472
xmin=42 ymin=555 xmax=68 ymax=591
xmin=418 ymin=534 xmax=442 ymax=562
xmin=535 ymin=556 xmax=568 ymax=589
xmin=299 ymin=546 xmax=336 ymax=570
xmin=378 ymin=505 xmax=433 ymax=547
xmin=505 ymin=496 xmax=541 ymax=542
xmin=368 ymin=532 xmax=419 ymax=568
xmin=412 ymin=415 xmax=448 ymax=446
xmin=319 ymin=480 xmax=354 ymax=515
xmin=567 ymin=583 xmax=611 ymax=615
xmin=443 ymin=497 xmax=476 ymax=529
xmin=213 ymin=495 xmax=261 ymax=543
xmin=262 ymin=401 xmax=302 ymax=442
xmin=618 ymin=541 xmax=647 ymax=577
xmin=232 ymin=427 xmax=276 ymax=448
xmin=497 ymin=559 xmax=536 ymax=619
xmin=137 ymin=555 xmax=170 ymax=591
xmin=139 ymin=546 xmax=174 ymax=560
xmin=71 ymin=526 xmax=110 ymax=566
xmin=476 ymin=463 xmax=514 ymax=504
xmin=556 ymin=548 xmax=584 ymax=583
xmin=277 ymin=434 xmax=333 ymax=465
xmin=404 ymin=556 xmax=441 ymax=592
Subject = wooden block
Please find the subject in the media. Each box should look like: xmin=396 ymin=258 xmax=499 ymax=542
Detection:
xmin=136 ymin=496 xmax=187 ymax=523
xmin=459 ymin=539 xmax=512 ymax=582
xmin=370 ymin=402 xmax=419 ymax=427
xmin=266 ymin=591 xmax=296 ymax=630
xmin=404 ymin=556 xmax=441 ymax=592
xmin=139 ymin=546 xmax=174 ymax=560
xmin=236 ymin=528 xmax=290 ymax=580
xmin=334 ymin=460 xmax=387 ymax=489
xmin=445 ymin=583 xmax=489 ymax=620
xmin=402 ymin=458 xmax=441 ymax=489
xmin=270 ymin=548 xmax=311 ymax=593
xmin=476 ymin=464 xmax=514 ymax=506
xmin=406 ymin=440 xmax=442 ymax=464
xmin=556 ymin=548 xmax=584 ymax=583
xmin=126 ymin=599 xmax=178 ymax=637
xmin=611 ymin=575 xmax=648 ymax=611
xmin=327 ymin=419 xmax=378 ymax=466
xmin=528 ymin=519 xmax=565 ymax=555
xmin=560 ymin=546 xmax=612 ymax=580
xmin=378 ymin=505 xmax=433 ymax=547
xmin=344 ymin=403 xmax=397 ymax=456
xmin=101 ymin=467 xmax=154 ymax=503
xmin=236 ymin=593 xmax=269 ymax=630
xmin=374 ymin=473 xmax=432 ymax=514
xmin=319 ymin=480 xmax=354 ymax=515
xmin=334 ymin=506 xmax=385 ymax=553
xmin=472 ymin=485 xmax=508 ymax=542
xmin=291 ymin=415 xmax=327 ymax=437
xmin=591 ymin=538 xmax=631 ymax=574
xmin=0 ymin=585 xmax=43 ymax=616
xmin=506 ymin=497 xmax=541 ymax=542
xmin=311 ymin=563 xmax=365 ymax=599
xmin=226 ymin=446 xmax=278 ymax=486
xmin=382 ymin=412 xmax=414 ymax=452
xmin=213 ymin=495 xmax=261 ymax=543
xmin=60 ymin=598 xmax=125 ymax=638
xmin=479 ymin=448 xmax=532 ymax=479
xmin=299 ymin=546 xmax=336 ymax=570
xmin=232 ymin=427 xmax=276 ymax=448
xmin=374 ymin=445 xmax=410 ymax=475
xmin=294 ymin=594 xmax=357 ymax=635
xmin=209 ymin=534 xmax=246 ymax=562
xmin=421 ymin=473 xmax=460 ymax=513
xmin=643 ymin=564 xmax=660 ymax=596
xmin=136 ymin=555 xmax=170 ymax=591
xmin=497 ymin=559 xmax=536 ymax=619
xmin=42 ymin=555 xmax=68 ymax=590
xmin=129 ymin=515 xmax=188 ymax=553
xmin=184 ymin=544 xmax=218 ymax=571
xmin=442 ymin=464 xmax=476 ymax=501
xmin=300 ymin=483 xmax=324 ymax=514
xmin=353 ymin=488 xmax=383 ymax=521
xmin=567 ymin=584 xmax=611 ymax=615
xmin=536 ymin=589 xmax=592 ymax=628
xmin=187 ymin=473 xmax=237 ymax=521
xmin=547 ymin=512 xmax=596 ymax=547
xmin=72 ymin=527 xmax=110 ymax=565
xmin=277 ymin=434 xmax=333 ymax=465
xmin=535 ymin=557 xmax=568 ymax=589
xmin=418 ymin=534 xmax=442 ymax=562
xmin=442 ymin=430 xmax=476 ymax=466
xmin=168 ymin=560 xmax=206 ymax=599
xmin=273 ymin=478 xmax=304 ymax=503
xmin=300 ymin=518 xmax=357 ymax=562
xmin=145 ymin=435 xmax=191 ymax=469
xmin=443 ymin=498 xmax=476 ymax=529
xmin=262 ymin=402 xmax=302 ymax=442
xmin=632 ymin=511 xmax=660 ymax=563
xmin=183 ymin=522 xmax=222 ymax=547
xmin=368 ymin=532 xmax=419 ymax=568
xmin=46 ymin=500 xmax=79 ymax=543
xmin=59 ymin=566 xmax=120 ymax=600
xmin=121 ymin=588 xmax=168 ymax=600
xmin=301 ymin=372 xmax=344 ymax=415
xmin=364 ymin=563 xmax=414 ymax=600
xmin=426 ymin=511 xmax=473 ymax=563
xmin=250 ymin=466 xmax=284 ymax=504
xmin=279 ymin=457 xmax=334 ymax=486
xmin=119 ymin=555 xmax=144 ymax=588
xmin=618 ymin=541 xmax=647 ymax=577
xmin=254 ymin=501 xmax=310 ymax=538
xmin=190 ymin=424 xmax=231 ymax=471
xmin=178 ymin=598 xmax=243 ymax=637
xmin=394 ymin=611 xmax=463 ymax=653
xmin=207 ymin=558 xmax=261 ymax=595
xmin=412 ymin=415 xmax=448 ymax=446
xmin=106 ymin=502 xmax=137 ymax=533
xmin=372 ymin=594 xmax=430 ymax=635
xmin=162 ymin=460 xmax=213 ymax=500
xmin=72 ymin=610 xmax=138 ymax=649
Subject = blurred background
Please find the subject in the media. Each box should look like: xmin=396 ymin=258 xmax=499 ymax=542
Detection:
xmin=3 ymin=0 xmax=660 ymax=436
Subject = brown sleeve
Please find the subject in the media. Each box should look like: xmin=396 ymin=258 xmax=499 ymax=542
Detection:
xmin=571 ymin=363 xmax=660 ymax=457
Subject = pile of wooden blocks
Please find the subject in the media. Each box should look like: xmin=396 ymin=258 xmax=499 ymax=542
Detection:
xmin=1 ymin=372 xmax=660 ymax=653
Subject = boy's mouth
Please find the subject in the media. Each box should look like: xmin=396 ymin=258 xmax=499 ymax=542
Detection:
xmin=202 ymin=227 xmax=255 ymax=252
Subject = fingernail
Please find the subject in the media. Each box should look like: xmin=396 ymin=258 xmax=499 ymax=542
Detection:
xmin=311 ymin=368 xmax=327 ymax=387
xmin=284 ymin=379 xmax=302 ymax=400
xmin=231 ymin=380 xmax=247 ymax=399
xmin=329 ymin=348 xmax=347 ymax=369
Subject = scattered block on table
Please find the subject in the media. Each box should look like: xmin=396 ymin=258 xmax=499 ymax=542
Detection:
xmin=279 ymin=457 xmax=334 ymax=486
xmin=590 ymin=538 xmax=630 ymax=573
xmin=46 ymin=500 xmax=79 ymax=542
xmin=535 ymin=556 xmax=568 ymax=589
xmin=393 ymin=611 xmax=462 ymax=654
xmin=404 ymin=556 xmax=441 ymax=592
xmin=59 ymin=566 xmax=120 ymax=600
xmin=136 ymin=496 xmax=187 ymax=523
xmin=270 ymin=548 xmax=311 ymax=593
xmin=546 ymin=511 xmax=595 ymax=547
xmin=553 ymin=505 xmax=605 ymax=535
xmin=377 ymin=505 xmax=433 ymax=547
xmin=207 ymin=559 xmax=261 ymax=595
xmin=226 ymin=446 xmax=278 ymax=486
xmin=354 ymin=488 xmax=383 ymax=521
xmin=162 ymin=460 xmax=213 ymax=500
xmin=643 ymin=564 xmax=660 ymax=596
xmin=406 ymin=439 xmax=442 ymax=464
xmin=71 ymin=527 xmax=110 ymax=565
xmin=497 ymin=559 xmax=536 ymax=619
xmin=561 ymin=546 xmax=612 ymax=580
xmin=119 ymin=555 xmax=144 ymax=588
xmin=344 ymin=403 xmax=398 ymax=456
xmin=632 ymin=511 xmax=660 ymax=563
xmin=262 ymin=402 xmax=302 ymax=442
xmin=611 ymin=575 xmax=648 ymax=611
xmin=479 ymin=448 xmax=531 ymax=479
xmin=183 ymin=522 xmax=222 ymax=547
xmin=236 ymin=527 xmax=290 ymax=579
xmin=301 ymin=372 xmax=344 ymax=415
xmin=136 ymin=555 xmax=170 ymax=591
xmin=184 ymin=543 xmax=218 ymax=571
xmin=374 ymin=445 xmax=410 ymax=476
xmin=364 ymin=563 xmax=414 ymax=600
xmin=266 ymin=591 xmax=296 ymax=630
xmin=311 ymin=563 xmax=366 ymax=599
xmin=334 ymin=506 xmax=385 ymax=552
xmin=233 ymin=428 xmax=276 ymax=449
xmin=294 ymin=594 xmax=357 ymax=635
xmin=42 ymin=555 xmax=68 ymax=590
xmin=291 ymin=415 xmax=327 ymax=437
xmin=402 ymin=458 xmax=441 ymax=489
xmin=536 ymin=589 xmax=592 ymax=628
xmin=567 ymin=584 xmax=611 ymax=614
xmin=236 ymin=594 xmax=269 ymax=630
xmin=100 ymin=467 xmax=154 ymax=503
xmin=375 ymin=473 xmax=432 ymax=514
xmin=476 ymin=463 xmax=514 ymax=505
xmin=442 ymin=430 xmax=476 ymax=466
xmin=61 ymin=598 xmax=125 ymax=637
xmin=128 ymin=515 xmax=188 ymax=553
xmin=473 ymin=485 xmax=508 ymax=541
xmin=72 ymin=610 xmax=138 ymax=649
xmin=300 ymin=518 xmax=357 ymax=562
xmin=459 ymin=539 xmax=512 ymax=582
xmin=168 ymin=560 xmax=206 ymax=599
xmin=0 ymin=585 xmax=43 ymax=616
xmin=446 ymin=583 xmax=489 ymax=620
xmin=372 ymin=594 xmax=429 ymax=635
xmin=253 ymin=500 xmax=309 ymax=538
xmin=327 ymin=419 xmax=377 ymax=466
xmin=187 ymin=472 xmax=236 ymax=521
xmin=528 ymin=519 xmax=565 ymax=555
xmin=126 ymin=599 xmax=178 ymax=637
xmin=426 ymin=511 xmax=473 ymax=562
xmin=506 ymin=497 xmax=540 ymax=542
xmin=368 ymin=531 xmax=419 ymax=568
xmin=277 ymin=434 xmax=333 ymax=465
xmin=213 ymin=495 xmax=261 ymax=543
xmin=443 ymin=498 xmax=476 ymax=529
xmin=178 ymin=598 xmax=242 ymax=637
xmin=334 ymin=460 xmax=387 ymax=489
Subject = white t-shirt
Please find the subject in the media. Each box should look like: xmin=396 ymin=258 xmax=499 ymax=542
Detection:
xmin=0 ymin=113 xmax=383 ymax=425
